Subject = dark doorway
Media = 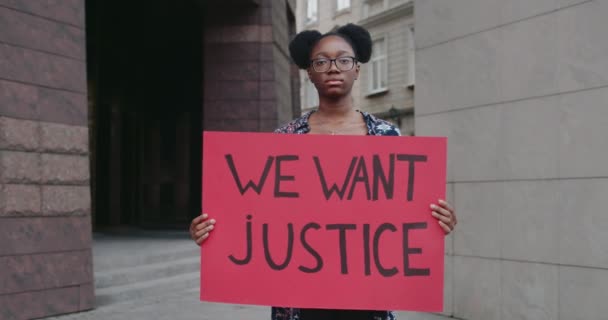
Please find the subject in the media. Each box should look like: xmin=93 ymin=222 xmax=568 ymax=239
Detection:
xmin=86 ymin=0 xmax=203 ymax=229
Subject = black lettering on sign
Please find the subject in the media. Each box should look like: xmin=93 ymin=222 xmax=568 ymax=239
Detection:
xmin=263 ymin=223 xmax=294 ymax=271
xmin=347 ymin=156 xmax=371 ymax=200
xmin=396 ymin=154 xmax=428 ymax=201
xmin=314 ymin=156 xmax=358 ymax=200
xmin=363 ymin=224 xmax=372 ymax=276
xmin=373 ymin=223 xmax=398 ymax=277
xmin=402 ymin=222 xmax=430 ymax=276
xmin=298 ymin=223 xmax=324 ymax=273
xmin=372 ymin=154 xmax=395 ymax=200
xmin=326 ymin=224 xmax=357 ymax=274
xmin=274 ymin=155 xmax=300 ymax=198
xmin=228 ymin=214 xmax=253 ymax=265
xmin=225 ymin=155 xmax=274 ymax=195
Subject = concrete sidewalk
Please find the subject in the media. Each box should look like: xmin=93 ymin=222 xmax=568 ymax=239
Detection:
xmin=46 ymin=231 xmax=454 ymax=320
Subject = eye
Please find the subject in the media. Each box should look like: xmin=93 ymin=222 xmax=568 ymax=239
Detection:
xmin=314 ymin=59 xmax=328 ymax=67
xmin=338 ymin=57 xmax=352 ymax=65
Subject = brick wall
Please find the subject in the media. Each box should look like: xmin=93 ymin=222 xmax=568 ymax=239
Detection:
xmin=0 ymin=1 xmax=94 ymax=319
xmin=203 ymin=0 xmax=297 ymax=133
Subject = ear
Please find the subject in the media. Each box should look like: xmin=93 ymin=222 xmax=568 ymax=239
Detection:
xmin=355 ymin=64 xmax=360 ymax=80
xmin=307 ymin=68 xmax=314 ymax=82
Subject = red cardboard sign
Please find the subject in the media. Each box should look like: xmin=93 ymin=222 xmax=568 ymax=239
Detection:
xmin=201 ymin=131 xmax=446 ymax=312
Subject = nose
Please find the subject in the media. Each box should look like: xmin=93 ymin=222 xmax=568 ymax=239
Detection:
xmin=327 ymin=60 xmax=340 ymax=72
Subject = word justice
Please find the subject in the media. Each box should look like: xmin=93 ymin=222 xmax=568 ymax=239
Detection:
xmin=227 ymin=215 xmax=430 ymax=277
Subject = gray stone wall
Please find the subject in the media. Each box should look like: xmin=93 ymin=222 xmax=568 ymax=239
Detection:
xmin=0 ymin=1 xmax=94 ymax=319
xmin=414 ymin=0 xmax=608 ymax=319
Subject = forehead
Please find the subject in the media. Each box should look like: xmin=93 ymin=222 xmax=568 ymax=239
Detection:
xmin=310 ymin=35 xmax=355 ymax=57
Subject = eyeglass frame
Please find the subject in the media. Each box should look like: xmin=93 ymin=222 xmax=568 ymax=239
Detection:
xmin=309 ymin=56 xmax=358 ymax=72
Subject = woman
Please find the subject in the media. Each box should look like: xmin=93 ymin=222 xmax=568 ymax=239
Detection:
xmin=190 ymin=24 xmax=457 ymax=320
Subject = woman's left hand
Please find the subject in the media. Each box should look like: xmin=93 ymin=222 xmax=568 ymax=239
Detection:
xmin=430 ymin=199 xmax=457 ymax=235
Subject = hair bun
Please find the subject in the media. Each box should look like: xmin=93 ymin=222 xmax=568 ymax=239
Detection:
xmin=336 ymin=23 xmax=372 ymax=63
xmin=289 ymin=30 xmax=323 ymax=69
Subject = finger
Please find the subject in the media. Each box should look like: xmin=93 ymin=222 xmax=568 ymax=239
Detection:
xmin=196 ymin=218 xmax=216 ymax=231
xmin=195 ymin=225 xmax=213 ymax=238
xmin=431 ymin=204 xmax=452 ymax=219
xmin=195 ymin=224 xmax=215 ymax=237
xmin=438 ymin=220 xmax=451 ymax=234
xmin=431 ymin=210 xmax=452 ymax=225
xmin=192 ymin=213 xmax=208 ymax=225
xmin=196 ymin=232 xmax=210 ymax=245
xmin=438 ymin=199 xmax=454 ymax=213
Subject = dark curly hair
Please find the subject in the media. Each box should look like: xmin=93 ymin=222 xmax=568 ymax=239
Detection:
xmin=288 ymin=23 xmax=372 ymax=69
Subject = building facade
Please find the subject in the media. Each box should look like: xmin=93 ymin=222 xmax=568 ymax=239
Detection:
xmin=415 ymin=0 xmax=608 ymax=319
xmin=0 ymin=0 xmax=298 ymax=318
xmin=296 ymin=0 xmax=415 ymax=135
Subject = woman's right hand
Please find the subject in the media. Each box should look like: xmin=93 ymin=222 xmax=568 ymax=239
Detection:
xmin=190 ymin=213 xmax=216 ymax=245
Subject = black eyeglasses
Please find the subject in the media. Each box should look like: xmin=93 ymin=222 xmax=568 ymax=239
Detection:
xmin=309 ymin=56 xmax=357 ymax=72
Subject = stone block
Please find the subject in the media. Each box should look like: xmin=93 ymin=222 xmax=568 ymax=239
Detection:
xmin=41 ymin=154 xmax=89 ymax=184
xmin=417 ymin=106 xmax=502 ymax=182
xmin=501 ymin=260 xmax=559 ymax=320
xmin=204 ymin=100 xmax=259 ymax=121
xmin=0 ymin=216 xmax=91 ymax=256
xmin=558 ymin=87 xmax=608 ymax=178
xmin=0 ymin=116 xmax=39 ymax=151
xmin=204 ymin=80 xmax=259 ymax=101
xmin=40 ymin=122 xmax=88 ymax=154
xmin=0 ymin=0 xmax=85 ymax=27
xmin=496 ymin=96 xmax=560 ymax=180
xmin=42 ymin=185 xmax=90 ymax=215
xmin=0 ymin=43 xmax=86 ymax=93
xmin=499 ymin=12 xmax=559 ymax=102
xmin=414 ymin=0 xmax=502 ymax=49
xmin=0 ymin=6 xmax=85 ymax=60
xmin=416 ymin=29 xmax=502 ymax=115
xmin=0 ymin=79 xmax=88 ymax=126
xmin=0 ymin=184 xmax=40 ymax=216
xmin=558 ymin=178 xmax=608 ymax=269
xmin=206 ymin=61 xmax=260 ymax=81
xmin=559 ymin=265 xmax=608 ymax=320
xmin=453 ymin=256 xmax=501 ymax=320
xmin=557 ymin=0 xmax=608 ymax=92
xmin=444 ymin=182 xmax=455 ymax=256
xmin=0 ymin=150 xmax=40 ymax=183
xmin=0 ymin=286 xmax=81 ymax=320
xmin=453 ymin=182 xmax=501 ymax=258
xmin=0 ymin=250 xmax=92 ymax=295
xmin=440 ymin=255 xmax=453 ymax=316
xmin=500 ymin=180 xmax=560 ymax=264
xmin=79 ymin=282 xmax=95 ymax=310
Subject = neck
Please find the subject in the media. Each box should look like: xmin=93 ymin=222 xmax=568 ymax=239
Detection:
xmin=316 ymin=95 xmax=355 ymax=119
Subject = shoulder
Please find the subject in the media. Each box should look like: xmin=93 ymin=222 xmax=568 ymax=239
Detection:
xmin=274 ymin=111 xmax=312 ymax=134
xmin=360 ymin=111 xmax=401 ymax=136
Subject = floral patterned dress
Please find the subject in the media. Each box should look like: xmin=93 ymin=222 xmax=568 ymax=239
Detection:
xmin=271 ymin=110 xmax=400 ymax=320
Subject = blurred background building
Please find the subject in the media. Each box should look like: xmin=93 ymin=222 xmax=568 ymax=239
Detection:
xmin=296 ymin=0 xmax=415 ymax=135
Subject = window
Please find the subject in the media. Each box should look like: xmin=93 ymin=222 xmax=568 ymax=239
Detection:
xmin=306 ymin=0 xmax=318 ymax=24
xmin=336 ymin=0 xmax=351 ymax=11
xmin=406 ymin=26 xmax=415 ymax=88
xmin=368 ymin=38 xmax=388 ymax=93
xmin=304 ymin=77 xmax=319 ymax=109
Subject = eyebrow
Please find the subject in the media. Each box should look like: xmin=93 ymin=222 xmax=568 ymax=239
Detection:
xmin=313 ymin=50 xmax=353 ymax=57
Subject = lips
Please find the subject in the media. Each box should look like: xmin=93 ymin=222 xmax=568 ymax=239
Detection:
xmin=325 ymin=79 xmax=343 ymax=86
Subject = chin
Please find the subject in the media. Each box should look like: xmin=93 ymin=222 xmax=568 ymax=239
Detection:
xmin=323 ymin=88 xmax=346 ymax=98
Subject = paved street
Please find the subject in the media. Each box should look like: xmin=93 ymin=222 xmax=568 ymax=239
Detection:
xmin=46 ymin=231 xmax=452 ymax=320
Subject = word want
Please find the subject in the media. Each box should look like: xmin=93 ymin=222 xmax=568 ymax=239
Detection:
xmin=228 ymin=215 xmax=430 ymax=277
xmin=225 ymin=154 xmax=427 ymax=201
